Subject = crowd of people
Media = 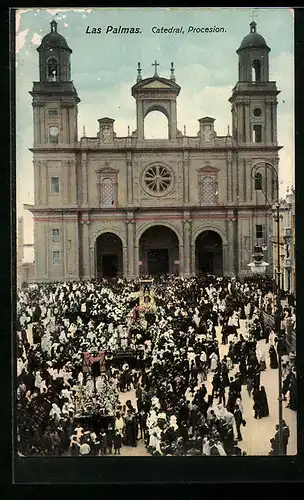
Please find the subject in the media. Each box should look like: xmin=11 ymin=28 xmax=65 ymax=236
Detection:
xmin=16 ymin=275 xmax=296 ymax=457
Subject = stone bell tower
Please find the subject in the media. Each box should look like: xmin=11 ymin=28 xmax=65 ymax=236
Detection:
xmin=30 ymin=19 xmax=80 ymax=146
xmin=131 ymin=61 xmax=181 ymax=140
xmin=229 ymin=21 xmax=280 ymax=146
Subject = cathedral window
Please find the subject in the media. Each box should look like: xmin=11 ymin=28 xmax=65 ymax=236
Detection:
xmin=52 ymin=250 xmax=61 ymax=266
xmin=52 ymin=229 xmax=60 ymax=242
xmin=200 ymin=175 xmax=217 ymax=205
xmin=253 ymin=107 xmax=262 ymax=117
xmin=254 ymin=172 xmax=262 ymax=190
xmin=49 ymin=125 xmax=59 ymax=143
xmin=51 ymin=177 xmax=60 ymax=194
xmin=142 ymin=164 xmax=173 ymax=196
xmin=256 ymin=224 xmax=263 ymax=240
xmin=47 ymin=57 xmax=58 ymax=82
xmin=253 ymin=124 xmax=262 ymax=143
xmin=101 ymin=177 xmax=115 ymax=208
xmin=252 ymin=59 xmax=261 ymax=82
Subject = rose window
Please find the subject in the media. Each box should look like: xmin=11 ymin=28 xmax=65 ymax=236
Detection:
xmin=143 ymin=165 xmax=173 ymax=195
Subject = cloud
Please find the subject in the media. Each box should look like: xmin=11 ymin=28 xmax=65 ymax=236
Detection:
xmin=16 ymin=9 xmax=29 ymax=33
xmin=31 ymin=33 xmax=42 ymax=45
xmin=16 ymin=29 xmax=29 ymax=53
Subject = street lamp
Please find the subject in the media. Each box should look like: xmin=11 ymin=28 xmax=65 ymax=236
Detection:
xmin=251 ymin=162 xmax=284 ymax=456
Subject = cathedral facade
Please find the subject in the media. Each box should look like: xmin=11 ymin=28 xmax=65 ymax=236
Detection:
xmin=27 ymin=20 xmax=281 ymax=281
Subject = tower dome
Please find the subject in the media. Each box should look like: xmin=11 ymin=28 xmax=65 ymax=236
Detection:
xmin=237 ymin=21 xmax=270 ymax=53
xmin=37 ymin=20 xmax=71 ymax=53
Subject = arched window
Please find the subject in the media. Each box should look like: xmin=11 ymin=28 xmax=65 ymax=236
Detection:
xmin=144 ymin=110 xmax=168 ymax=139
xmin=254 ymin=172 xmax=262 ymax=190
xmin=252 ymin=59 xmax=261 ymax=83
xmin=253 ymin=124 xmax=262 ymax=143
xmin=47 ymin=58 xmax=58 ymax=82
xmin=101 ymin=178 xmax=115 ymax=208
xmin=201 ymin=175 xmax=217 ymax=205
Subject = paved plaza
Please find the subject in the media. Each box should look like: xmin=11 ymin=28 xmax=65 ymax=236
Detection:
xmin=26 ymin=314 xmax=297 ymax=457
xmin=118 ymin=319 xmax=297 ymax=457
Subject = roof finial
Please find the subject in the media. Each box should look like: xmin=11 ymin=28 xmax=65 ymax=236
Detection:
xmin=170 ymin=62 xmax=176 ymax=81
xmin=152 ymin=60 xmax=159 ymax=77
xmin=184 ymin=125 xmax=187 ymax=136
xmin=83 ymin=125 xmax=86 ymax=137
xmin=250 ymin=9 xmax=258 ymax=32
xmin=137 ymin=62 xmax=142 ymax=82
xmin=128 ymin=125 xmax=130 ymax=137
xmin=227 ymin=124 xmax=230 ymax=136
xmin=50 ymin=19 xmax=58 ymax=32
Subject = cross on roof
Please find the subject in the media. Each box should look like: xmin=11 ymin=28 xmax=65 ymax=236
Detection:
xmin=251 ymin=9 xmax=258 ymax=22
xmin=152 ymin=60 xmax=159 ymax=77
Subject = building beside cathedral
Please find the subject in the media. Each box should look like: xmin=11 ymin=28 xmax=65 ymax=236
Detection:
xmin=26 ymin=19 xmax=281 ymax=281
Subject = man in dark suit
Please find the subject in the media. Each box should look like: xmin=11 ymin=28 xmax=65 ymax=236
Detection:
xmin=233 ymin=404 xmax=244 ymax=441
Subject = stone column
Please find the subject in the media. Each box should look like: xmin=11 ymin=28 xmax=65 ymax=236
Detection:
xmin=245 ymin=102 xmax=250 ymax=142
xmin=127 ymin=220 xmax=135 ymax=277
xmin=170 ymin=100 xmax=177 ymax=140
xmin=81 ymin=221 xmax=91 ymax=278
xmin=137 ymin=100 xmax=144 ymax=140
xmin=183 ymin=153 xmax=190 ymax=203
xmin=70 ymin=159 xmax=77 ymax=206
xmin=123 ymin=246 xmax=128 ymax=278
xmin=89 ymin=247 xmax=95 ymax=277
xmin=183 ymin=219 xmax=191 ymax=277
xmin=265 ymin=98 xmax=272 ymax=143
xmin=134 ymin=245 xmax=139 ymax=277
xmin=222 ymin=243 xmax=229 ymax=275
xmin=227 ymin=218 xmax=235 ymax=275
xmin=75 ymin=220 xmax=80 ymax=278
xmin=33 ymin=106 xmax=40 ymax=145
xmin=34 ymin=161 xmax=41 ymax=205
xmin=81 ymin=153 xmax=88 ymax=207
xmin=179 ymin=244 xmax=184 ymax=276
xmin=126 ymin=153 xmax=133 ymax=204
xmin=40 ymin=106 xmax=45 ymax=145
xmin=42 ymin=160 xmax=48 ymax=205
xmin=237 ymin=103 xmax=242 ymax=142
xmin=191 ymin=244 xmax=196 ymax=276
xmin=272 ymin=101 xmax=278 ymax=144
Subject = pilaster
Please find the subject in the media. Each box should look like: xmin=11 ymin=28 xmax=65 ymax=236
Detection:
xmin=81 ymin=153 xmax=88 ymax=207
xmin=183 ymin=217 xmax=192 ymax=277
xmin=126 ymin=216 xmax=135 ymax=277
xmin=126 ymin=152 xmax=133 ymax=204
xmin=183 ymin=151 xmax=190 ymax=203
xmin=81 ymin=219 xmax=91 ymax=278
xmin=137 ymin=100 xmax=144 ymax=140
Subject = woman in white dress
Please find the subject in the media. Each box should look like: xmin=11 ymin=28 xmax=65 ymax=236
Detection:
xmin=210 ymin=352 xmax=218 ymax=372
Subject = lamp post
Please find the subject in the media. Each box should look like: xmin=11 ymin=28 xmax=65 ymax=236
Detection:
xmin=251 ymin=162 xmax=284 ymax=456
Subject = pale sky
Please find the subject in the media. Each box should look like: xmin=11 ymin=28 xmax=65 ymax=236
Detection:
xmin=16 ymin=7 xmax=294 ymax=252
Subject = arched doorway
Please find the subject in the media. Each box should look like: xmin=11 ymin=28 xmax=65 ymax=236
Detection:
xmin=95 ymin=232 xmax=123 ymax=278
xmin=139 ymin=225 xmax=179 ymax=276
xmin=195 ymin=230 xmax=223 ymax=275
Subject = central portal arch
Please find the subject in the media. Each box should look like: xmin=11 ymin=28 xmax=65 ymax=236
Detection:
xmin=195 ymin=230 xmax=223 ymax=275
xmin=95 ymin=232 xmax=123 ymax=278
xmin=139 ymin=225 xmax=179 ymax=276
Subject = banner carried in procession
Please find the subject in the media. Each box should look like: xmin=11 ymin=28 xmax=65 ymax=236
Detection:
xmin=83 ymin=351 xmax=106 ymax=374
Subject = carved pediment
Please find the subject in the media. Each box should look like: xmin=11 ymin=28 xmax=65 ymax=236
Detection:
xmin=132 ymin=77 xmax=181 ymax=96
xmin=96 ymin=166 xmax=118 ymax=174
xmin=140 ymin=80 xmax=173 ymax=89
xmin=197 ymin=166 xmax=219 ymax=173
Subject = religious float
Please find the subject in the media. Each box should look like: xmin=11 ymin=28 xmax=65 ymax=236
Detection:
xmin=74 ymin=374 xmax=119 ymax=432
